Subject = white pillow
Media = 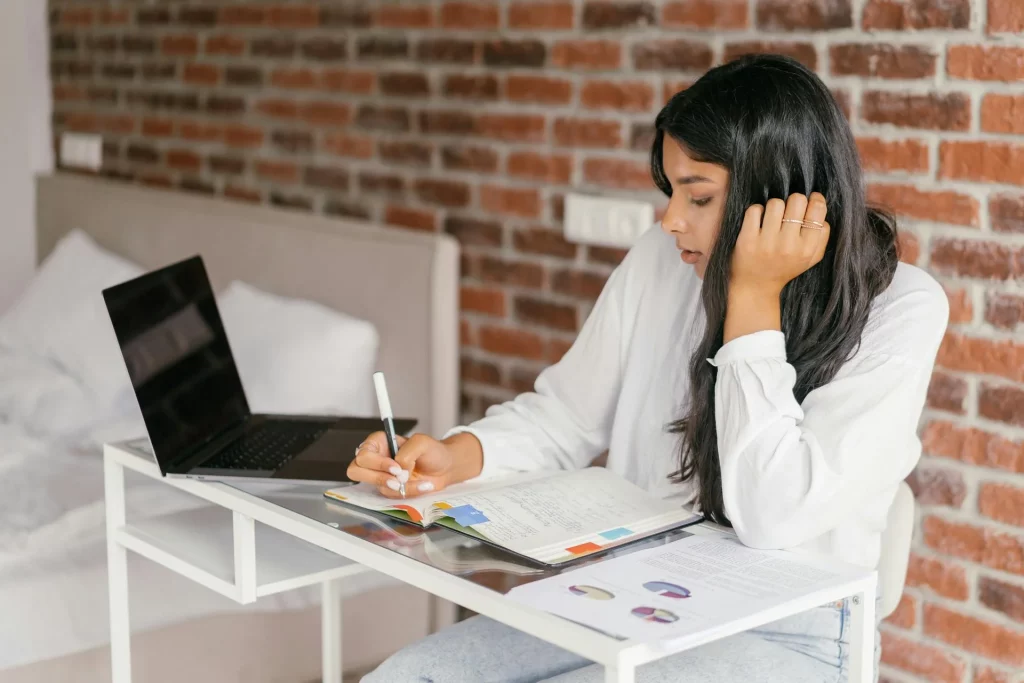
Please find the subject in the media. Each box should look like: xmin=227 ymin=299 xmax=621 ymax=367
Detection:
xmin=0 ymin=230 xmax=143 ymax=410
xmin=216 ymin=280 xmax=379 ymax=417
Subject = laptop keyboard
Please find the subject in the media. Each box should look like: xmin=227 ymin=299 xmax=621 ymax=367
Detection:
xmin=203 ymin=423 xmax=328 ymax=471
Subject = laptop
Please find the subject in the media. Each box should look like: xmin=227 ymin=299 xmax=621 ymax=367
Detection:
xmin=102 ymin=255 xmax=416 ymax=484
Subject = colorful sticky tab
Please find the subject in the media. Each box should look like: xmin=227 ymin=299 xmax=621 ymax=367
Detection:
xmin=599 ymin=527 xmax=634 ymax=540
xmin=446 ymin=504 xmax=489 ymax=527
xmin=566 ymin=542 xmax=602 ymax=555
xmin=390 ymin=504 xmax=423 ymax=523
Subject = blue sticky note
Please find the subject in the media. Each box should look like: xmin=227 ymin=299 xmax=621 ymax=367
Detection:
xmin=599 ymin=527 xmax=633 ymax=541
xmin=446 ymin=504 xmax=489 ymax=527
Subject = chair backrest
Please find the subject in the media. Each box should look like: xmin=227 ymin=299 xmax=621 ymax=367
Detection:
xmin=877 ymin=480 xmax=916 ymax=618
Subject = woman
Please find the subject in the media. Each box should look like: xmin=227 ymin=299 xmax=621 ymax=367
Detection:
xmin=350 ymin=54 xmax=948 ymax=683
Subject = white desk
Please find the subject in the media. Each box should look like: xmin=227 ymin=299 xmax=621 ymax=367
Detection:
xmin=104 ymin=441 xmax=877 ymax=683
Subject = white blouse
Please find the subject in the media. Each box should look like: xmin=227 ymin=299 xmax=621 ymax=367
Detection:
xmin=448 ymin=226 xmax=949 ymax=569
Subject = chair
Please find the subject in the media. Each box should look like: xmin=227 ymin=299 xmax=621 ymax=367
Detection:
xmin=876 ymin=481 xmax=916 ymax=618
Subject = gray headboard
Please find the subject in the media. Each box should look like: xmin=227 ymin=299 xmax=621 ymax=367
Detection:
xmin=36 ymin=173 xmax=459 ymax=437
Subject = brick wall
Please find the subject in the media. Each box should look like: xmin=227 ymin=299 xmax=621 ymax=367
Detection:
xmin=48 ymin=1 xmax=1023 ymax=679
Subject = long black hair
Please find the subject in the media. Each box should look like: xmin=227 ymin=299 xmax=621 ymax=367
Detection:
xmin=652 ymin=54 xmax=900 ymax=526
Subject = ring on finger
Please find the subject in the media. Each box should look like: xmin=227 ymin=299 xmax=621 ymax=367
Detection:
xmin=801 ymin=219 xmax=825 ymax=228
xmin=781 ymin=219 xmax=805 ymax=225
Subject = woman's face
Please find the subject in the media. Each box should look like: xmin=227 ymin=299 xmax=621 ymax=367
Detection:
xmin=659 ymin=135 xmax=730 ymax=280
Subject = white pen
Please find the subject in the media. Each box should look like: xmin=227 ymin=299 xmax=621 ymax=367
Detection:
xmin=372 ymin=371 xmax=405 ymax=498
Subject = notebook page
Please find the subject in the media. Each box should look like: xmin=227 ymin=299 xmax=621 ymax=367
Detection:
xmin=435 ymin=467 xmax=688 ymax=559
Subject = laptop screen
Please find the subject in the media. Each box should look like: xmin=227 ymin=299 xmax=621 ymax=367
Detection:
xmin=103 ymin=256 xmax=250 ymax=471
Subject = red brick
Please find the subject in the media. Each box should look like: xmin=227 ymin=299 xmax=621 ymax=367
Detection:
xmin=633 ymin=40 xmax=713 ymax=71
xmin=663 ymin=80 xmax=692 ymax=104
xmin=442 ymin=146 xmax=499 ymax=173
xmin=141 ymin=117 xmax=174 ymax=137
xmin=980 ymin=384 xmax=1024 ymax=428
xmin=989 ymin=0 xmax=1024 ymax=32
xmin=480 ymin=256 xmax=545 ymax=288
xmin=976 ymin=664 xmax=1014 ymax=683
xmin=180 ymin=121 xmax=224 ymax=142
xmin=551 ymin=270 xmax=609 ymax=300
xmin=444 ymin=75 xmax=499 ymax=100
xmin=513 ymin=227 xmax=578 ymax=259
xmin=866 ymin=183 xmax=978 ymax=227
xmin=583 ymin=158 xmax=653 ymax=191
xmin=589 ymin=245 xmax=629 ymax=265
xmin=980 ymin=481 xmax=1024 ymax=526
xmin=858 ymin=136 xmax=917 ymax=171
xmin=359 ymin=172 xmax=404 ymax=195
xmin=663 ymin=0 xmax=747 ymax=28
xmin=580 ymin=80 xmax=655 ymax=112
xmin=481 ymin=185 xmax=541 ymax=219
xmin=460 ymin=320 xmax=474 ymax=347
xmin=483 ymin=40 xmax=547 ymax=67
xmin=380 ymin=72 xmax=430 ymax=98
xmin=222 ymin=125 xmax=263 ymax=150
xmin=551 ymin=40 xmax=622 ymax=69
xmin=922 ymin=421 xmax=1024 ymax=474
xmin=461 ymin=287 xmax=506 ymax=317
xmin=547 ymin=338 xmax=574 ymax=363
xmin=509 ymin=1 xmax=575 ymax=29
xmin=165 ymin=149 xmax=202 ymax=172
xmin=420 ymin=111 xmax=475 ymax=136
xmin=375 ymin=6 xmax=433 ymax=28
xmin=981 ymin=94 xmax=1024 ymax=134
xmin=990 ymin=194 xmax=1024 ymax=234
xmin=723 ymin=42 xmax=817 ymax=70
xmin=254 ymin=159 xmax=299 ymax=184
xmin=477 ymin=114 xmax=546 ymax=143
xmin=161 ymin=35 xmax=198 ymax=58
xmin=924 ymin=604 xmax=1024 ymax=667
xmin=415 ymin=179 xmax=470 ymax=207
xmin=299 ymin=101 xmax=351 ymax=127
xmin=885 ymin=593 xmax=917 ymax=629
xmin=270 ymin=68 xmax=316 ymax=90
xmin=929 ymin=238 xmax=1023 ymax=281
xmin=100 ymin=115 xmax=136 ymax=135
xmin=99 ymin=8 xmax=130 ymax=25
xmin=880 ymin=631 xmax=966 ymax=683
xmin=937 ymin=332 xmax=1024 ymax=382
xmin=51 ymin=84 xmax=84 ymax=102
xmin=948 ymin=46 xmax=1024 ymax=82
xmin=945 ymin=286 xmax=974 ymax=324
xmin=220 ymin=5 xmax=266 ymax=25
xmin=58 ymin=7 xmax=95 ymax=26
xmin=385 ymin=205 xmax=436 ymax=232
xmin=756 ymin=0 xmax=852 ymax=30
xmin=926 ymin=371 xmax=968 ymax=413
xmin=138 ymin=173 xmax=173 ymax=189
xmin=183 ymin=63 xmax=220 ymax=86
xmin=923 ymin=516 xmax=1024 ymax=576
xmin=505 ymin=75 xmax=573 ymax=105
xmin=445 ymin=216 xmax=503 ymax=248
xmin=268 ymin=5 xmax=319 ymax=28
xmin=831 ymin=44 xmax=936 ymax=78
xmin=906 ymin=553 xmax=969 ymax=599
xmin=979 ymin=576 xmax=1024 ymax=624
xmin=508 ymin=152 xmax=573 ymax=184
xmin=582 ymin=1 xmax=656 ymax=29
xmin=205 ymin=35 xmax=246 ymax=56
xmin=862 ymin=91 xmax=970 ymax=131
xmin=224 ymin=185 xmax=262 ymax=204
xmin=440 ymin=1 xmax=499 ymax=29
xmin=515 ymin=297 xmax=577 ymax=332
xmin=986 ymin=293 xmax=1024 ymax=330
xmin=417 ymin=38 xmax=476 ymax=64
xmin=321 ymin=69 xmax=375 ymax=94
xmin=462 ymin=357 xmax=501 ymax=386
xmin=863 ymin=0 xmax=970 ymax=29
xmin=906 ymin=466 xmax=967 ymax=508
xmin=479 ymin=326 xmax=545 ymax=360
xmin=323 ymin=133 xmax=374 ymax=159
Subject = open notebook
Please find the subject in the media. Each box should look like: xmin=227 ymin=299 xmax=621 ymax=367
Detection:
xmin=323 ymin=467 xmax=703 ymax=565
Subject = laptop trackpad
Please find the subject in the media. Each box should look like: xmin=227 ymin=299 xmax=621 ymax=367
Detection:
xmin=275 ymin=429 xmax=364 ymax=482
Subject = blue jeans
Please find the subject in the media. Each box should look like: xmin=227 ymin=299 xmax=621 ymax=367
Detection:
xmin=363 ymin=598 xmax=880 ymax=682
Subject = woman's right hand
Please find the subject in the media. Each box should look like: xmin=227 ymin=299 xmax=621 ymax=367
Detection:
xmin=347 ymin=432 xmax=457 ymax=499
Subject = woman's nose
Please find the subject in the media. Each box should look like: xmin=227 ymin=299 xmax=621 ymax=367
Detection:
xmin=660 ymin=201 xmax=687 ymax=235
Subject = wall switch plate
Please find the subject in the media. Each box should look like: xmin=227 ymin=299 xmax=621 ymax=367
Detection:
xmin=564 ymin=192 xmax=654 ymax=248
xmin=59 ymin=132 xmax=103 ymax=170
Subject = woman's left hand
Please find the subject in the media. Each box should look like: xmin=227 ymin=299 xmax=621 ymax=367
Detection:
xmin=731 ymin=192 xmax=830 ymax=295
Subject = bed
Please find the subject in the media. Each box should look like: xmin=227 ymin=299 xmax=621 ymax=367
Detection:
xmin=0 ymin=173 xmax=460 ymax=682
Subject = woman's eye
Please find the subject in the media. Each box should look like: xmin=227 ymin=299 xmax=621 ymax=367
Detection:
xmin=690 ymin=197 xmax=712 ymax=207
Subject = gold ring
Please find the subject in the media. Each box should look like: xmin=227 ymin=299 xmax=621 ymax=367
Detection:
xmin=802 ymin=219 xmax=825 ymax=228
xmin=781 ymin=218 xmax=804 ymax=225
xmin=800 ymin=224 xmax=825 ymax=230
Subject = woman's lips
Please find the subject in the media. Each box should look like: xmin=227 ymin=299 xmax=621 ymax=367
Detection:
xmin=680 ymin=249 xmax=701 ymax=264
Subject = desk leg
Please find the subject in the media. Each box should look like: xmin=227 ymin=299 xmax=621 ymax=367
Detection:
xmin=605 ymin=664 xmax=635 ymax=683
xmin=104 ymin=454 xmax=131 ymax=683
xmin=322 ymin=579 xmax=343 ymax=683
xmin=848 ymin=581 xmax=877 ymax=683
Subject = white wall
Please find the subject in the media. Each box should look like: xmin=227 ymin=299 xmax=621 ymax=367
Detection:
xmin=0 ymin=0 xmax=53 ymax=312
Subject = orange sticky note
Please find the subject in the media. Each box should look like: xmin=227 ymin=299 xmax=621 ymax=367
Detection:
xmin=566 ymin=542 xmax=601 ymax=555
